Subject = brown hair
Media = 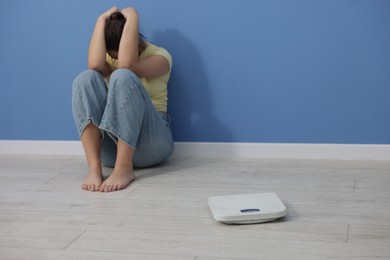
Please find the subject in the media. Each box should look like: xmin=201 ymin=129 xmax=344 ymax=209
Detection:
xmin=105 ymin=12 xmax=146 ymax=53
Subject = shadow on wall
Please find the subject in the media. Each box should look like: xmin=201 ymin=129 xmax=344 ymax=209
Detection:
xmin=151 ymin=28 xmax=232 ymax=142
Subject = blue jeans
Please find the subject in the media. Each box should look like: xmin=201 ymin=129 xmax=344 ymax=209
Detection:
xmin=72 ymin=69 xmax=174 ymax=168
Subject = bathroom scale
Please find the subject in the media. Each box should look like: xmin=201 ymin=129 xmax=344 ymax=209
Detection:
xmin=208 ymin=193 xmax=287 ymax=224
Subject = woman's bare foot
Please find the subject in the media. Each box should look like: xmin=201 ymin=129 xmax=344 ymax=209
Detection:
xmin=99 ymin=167 xmax=135 ymax=192
xmin=81 ymin=166 xmax=103 ymax=192
xmin=80 ymin=123 xmax=104 ymax=192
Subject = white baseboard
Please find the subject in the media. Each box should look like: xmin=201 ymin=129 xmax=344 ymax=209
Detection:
xmin=0 ymin=140 xmax=85 ymax=156
xmin=0 ymin=140 xmax=389 ymax=160
xmin=173 ymin=142 xmax=390 ymax=160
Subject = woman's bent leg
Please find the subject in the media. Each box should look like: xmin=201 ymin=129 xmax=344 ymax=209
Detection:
xmin=99 ymin=69 xmax=173 ymax=192
xmin=80 ymin=124 xmax=103 ymax=191
xmin=72 ymin=70 xmax=108 ymax=191
xmin=99 ymin=69 xmax=143 ymax=192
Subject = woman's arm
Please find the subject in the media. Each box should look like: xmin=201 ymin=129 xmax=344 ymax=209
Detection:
xmin=117 ymin=7 xmax=139 ymax=69
xmin=118 ymin=7 xmax=170 ymax=79
xmin=88 ymin=6 xmax=119 ymax=77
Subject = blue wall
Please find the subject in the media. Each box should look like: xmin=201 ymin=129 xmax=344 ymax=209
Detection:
xmin=0 ymin=0 xmax=389 ymax=144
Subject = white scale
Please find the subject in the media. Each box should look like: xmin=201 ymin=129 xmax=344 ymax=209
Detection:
xmin=208 ymin=193 xmax=287 ymax=224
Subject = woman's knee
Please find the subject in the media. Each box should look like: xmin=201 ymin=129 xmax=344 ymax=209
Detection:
xmin=72 ymin=70 xmax=104 ymax=95
xmin=76 ymin=70 xmax=102 ymax=83
xmin=74 ymin=69 xmax=102 ymax=85
xmin=109 ymin=69 xmax=140 ymax=87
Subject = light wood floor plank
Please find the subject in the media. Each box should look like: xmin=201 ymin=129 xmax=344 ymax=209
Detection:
xmin=0 ymin=248 xmax=193 ymax=260
xmin=348 ymin=224 xmax=390 ymax=246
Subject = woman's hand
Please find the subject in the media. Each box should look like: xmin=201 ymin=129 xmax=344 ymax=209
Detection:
xmin=121 ymin=7 xmax=139 ymax=22
xmin=99 ymin=6 xmax=120 ymax=21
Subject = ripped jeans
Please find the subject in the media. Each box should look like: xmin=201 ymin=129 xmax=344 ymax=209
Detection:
xmin=72 ymin=69 xmax=174 ymax=168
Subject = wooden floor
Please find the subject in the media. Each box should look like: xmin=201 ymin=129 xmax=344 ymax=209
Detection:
xmin=0 ymin=155 xmax=389 ymax=259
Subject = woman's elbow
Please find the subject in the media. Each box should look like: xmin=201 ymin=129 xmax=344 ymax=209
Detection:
xmin=87 ymin=64 xmax=110 ymax=78
xmin=88 ymin=62 xmax=102 ymax=71
xmin=116 ymin=62 xmax=134 ymax=71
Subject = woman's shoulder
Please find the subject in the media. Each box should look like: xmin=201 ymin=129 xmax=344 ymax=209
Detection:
xmin=142 ymin=42 xmax=171 ymax=58
xmin=142 ymin=42 xmax=172 ymax=66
